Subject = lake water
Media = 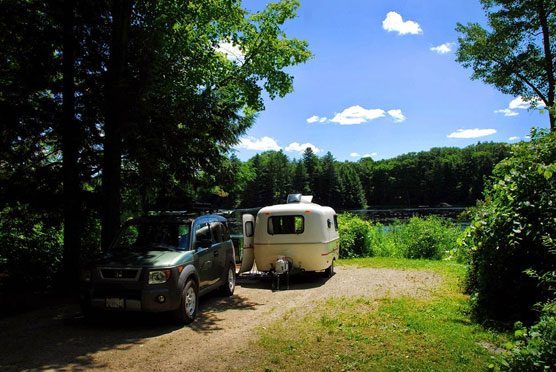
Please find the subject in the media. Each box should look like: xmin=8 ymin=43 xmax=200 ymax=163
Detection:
xmin=346 ymin=207 xmax=467 ymax=224
xmin=224 ymin=207 xmax=468 ymax=235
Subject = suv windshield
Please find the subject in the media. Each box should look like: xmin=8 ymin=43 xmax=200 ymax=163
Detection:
xmin=112 ymin=221 xmax=192 ymax=251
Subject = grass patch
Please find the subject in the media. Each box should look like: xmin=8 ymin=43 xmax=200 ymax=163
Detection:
xmin=230 ymin=257 xmax=508 ymax=372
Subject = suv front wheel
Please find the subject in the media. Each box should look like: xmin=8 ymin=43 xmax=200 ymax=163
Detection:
xmin=174 ymin=278 xmax=199 ymax=324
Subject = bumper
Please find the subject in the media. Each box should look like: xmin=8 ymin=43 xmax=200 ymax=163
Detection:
xmin=254 ymin=240 xmax=340 ymax=272
xmin=81 ymin=286 xmax=181 ymax=313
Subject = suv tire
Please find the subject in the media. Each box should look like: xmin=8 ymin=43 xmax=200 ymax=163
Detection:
xmin=174 ymin=278 xmax=198 ymax=324
xmin=219 ymin=263 xmax=235 ymax=297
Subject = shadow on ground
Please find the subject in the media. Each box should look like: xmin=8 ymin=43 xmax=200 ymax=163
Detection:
xmin=0 ymin=292 xmax=260 ymax=371
xmin=236 ymin=271 xmax=332 ymax=291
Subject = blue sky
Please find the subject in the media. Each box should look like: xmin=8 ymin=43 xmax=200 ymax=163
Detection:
xmin=233 ymin=0 xmax=550 ymax=162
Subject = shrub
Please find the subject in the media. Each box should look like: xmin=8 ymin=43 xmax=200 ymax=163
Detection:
xmin=366 ymin=222 xmax=395 ymax=257
xmin=338 ymin=213 xmax=462 ymax=261
xmin=397 ymin=216 xmax=460 ymax=260
xmin=500 ymin=301 xmax=556 ymax=371
xmin=0 ymin=204 xmax=63 ymax=291
xmin=337 ymin=213 xmax=371 ymax=258
xmin=461 ymin=129 xmax=556 ymax=324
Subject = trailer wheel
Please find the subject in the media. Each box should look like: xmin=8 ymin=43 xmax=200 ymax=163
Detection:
xmin=325 ymin=260 xmax=335 ymax=277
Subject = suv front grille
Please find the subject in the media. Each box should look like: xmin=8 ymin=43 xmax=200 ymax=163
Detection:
xmin=99 ymin=268 xmax=141 ymax=281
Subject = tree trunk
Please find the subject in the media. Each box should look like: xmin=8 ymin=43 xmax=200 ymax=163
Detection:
xmin=101 ymin=0 xmax=132 ymax=250
xmin=62 ymin=0 xmax=81 ymax=288
xmin=537 ymin=0 xmax=555 ymax=131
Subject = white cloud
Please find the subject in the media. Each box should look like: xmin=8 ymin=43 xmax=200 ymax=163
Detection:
xmin=382 ymin=11 xmax=423 ymax=35
xmin=362 ymin=153 xmax=377 ymax=158
xmin=509 ymin=96 xmax=530 ymax=110
xmin=387 ymin=109 xmax=406 ymax=123
xmin=494 ymin=108 xmax=519 ymax=117
xmin=330 ymin=105 xmax=386 ymax=125
xmin=285 ymin=142 xmax=320 ymax=154
xmin=508 ymin=136 xmax=520 ymax=141
xmin=350 ymin=152 xmax=360 ymax=157
xmin=215 ymin=42 xmax=244 ymax=62
xmin=509 ymin=96 xmax=544 ymax=109
xmin=306 ymin=115 xmax=328 ymax=123
xmin=496 ymin=96 xmax=546 ymax=117
xmin=430 ymin=42 xmax=454 ymax=54
xmin=447 ymin=129 xmax=497 ymax=139
xmin=306 ymin=115 xmax=319 ymax=123
xmin=238 ymin=136 xmax=281 ymax=151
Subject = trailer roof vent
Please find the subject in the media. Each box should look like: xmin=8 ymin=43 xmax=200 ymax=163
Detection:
xmin=287 ymin=194 xmax=301 ymax=203
xmin=287 ymin=194 xmax=313 ymax=203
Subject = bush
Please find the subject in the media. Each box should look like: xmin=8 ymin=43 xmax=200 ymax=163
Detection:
xmin=461 ymin=129 xmax=556 ymax=324
xmin=397 ymin=216 xmax=461 ymax=260
xmin=500 ymin=301 xmax=556 ymax=371
xmin=338 ymin=213 xmax=462 ymax=261
xmin=0 ymin=204 xmax=63 ymax=291
xmin=337 ymin=213 xmax=372 ymax=258
xmin=366 ymin=221 xmax=394 ymax=257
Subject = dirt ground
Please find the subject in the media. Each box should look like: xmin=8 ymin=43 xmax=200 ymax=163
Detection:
xmin=0 ymin=266 xmax=440 ymax=372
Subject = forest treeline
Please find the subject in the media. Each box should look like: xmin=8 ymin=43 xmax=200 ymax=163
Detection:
xmin=215 ymin=142 xmax=510 ymax=210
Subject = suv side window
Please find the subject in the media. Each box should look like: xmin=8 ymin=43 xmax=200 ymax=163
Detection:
xmin=210 ymin=221 xmax=223 ymax=243
xmin=178 ymin=224 xmax=191 ymax=250
xmin=194 ymin=222 xmax=211 ymax=247
xmin=221 ymin=222 xmax=230 ymax=241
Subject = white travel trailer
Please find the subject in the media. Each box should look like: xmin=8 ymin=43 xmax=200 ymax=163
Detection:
xmin=239 ymin=194 xmax=340 ymax=276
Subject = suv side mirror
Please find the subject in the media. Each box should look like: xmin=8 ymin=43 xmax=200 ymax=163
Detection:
xmin=195 ymin=239 xmax=212 ymax=249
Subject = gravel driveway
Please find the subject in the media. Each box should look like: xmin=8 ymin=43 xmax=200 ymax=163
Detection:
xmin=0 ymin=266 xmax=440 ymax=372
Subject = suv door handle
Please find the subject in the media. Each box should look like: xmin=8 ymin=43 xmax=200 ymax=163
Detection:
xmin=213 ymin=250 xmax=219 ymax=257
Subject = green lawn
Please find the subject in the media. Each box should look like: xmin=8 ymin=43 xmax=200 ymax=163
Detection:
xmin=231 ymin=257 xmax=508 ymax=372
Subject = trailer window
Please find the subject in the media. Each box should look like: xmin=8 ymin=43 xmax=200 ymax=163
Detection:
xmin=268 ymin=215 xmax=304 ymax=235
xmin=245 ymin=221 xmax=254 ymax=237
xmin=333 ymin=215 xmax=338 ymax=231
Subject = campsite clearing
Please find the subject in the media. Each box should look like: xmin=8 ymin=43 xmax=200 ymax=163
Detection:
xmin=0 ymin=261 xmax=505 ymax=371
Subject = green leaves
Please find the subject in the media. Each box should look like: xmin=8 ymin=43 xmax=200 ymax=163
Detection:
xmin=456 ymin=0 xmax=556 ymax=129
xmin=462 ymin=128 xmax=556 ymax=324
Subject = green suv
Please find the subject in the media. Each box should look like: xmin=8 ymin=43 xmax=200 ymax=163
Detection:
xmin=79 ymin=213 xmax=236 ymax=324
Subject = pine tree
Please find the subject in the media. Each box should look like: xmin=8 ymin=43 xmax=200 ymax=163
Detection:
xmin=338 ymin=163 xmax=366 ymax=209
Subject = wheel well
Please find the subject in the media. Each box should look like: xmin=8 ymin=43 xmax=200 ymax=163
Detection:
xmin=183 ymin=270 xmax=200 ymax=289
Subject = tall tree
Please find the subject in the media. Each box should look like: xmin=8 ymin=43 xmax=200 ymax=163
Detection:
xmin=317 ymin=152 xmax=342 ymax=208
xmin=338 ymin=163 xmax=366 ymax=209
xmin=101 ymin=0 xmax=132 ymax=250
xmin=62 ymin=0 xmax=81 ymax=284
xmin=291 ymin=160 xmax=310 ymax=194
xmin=100 ymin=0 xmax=311 ymax=247
xmin=302 ymin=147 xmax=319 ymax=195
xmin=241 ymin=154 xmax=265 ymax=208
xmin=456 ymin=0 xmax=556 ymax=130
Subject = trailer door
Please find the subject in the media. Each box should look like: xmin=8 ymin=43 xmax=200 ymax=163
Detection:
xmin=239 ymin=214 xmax=255 ymax=273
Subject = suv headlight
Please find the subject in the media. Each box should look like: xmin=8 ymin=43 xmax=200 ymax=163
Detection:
xmin=148 ymin=270 xmax=171 ymax=284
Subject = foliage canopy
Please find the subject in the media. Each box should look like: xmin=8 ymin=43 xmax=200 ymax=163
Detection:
xmin=462 ymin=129 xmax=556 ymax=324
xmin=456 ymin=0 xmax=556 ymax=129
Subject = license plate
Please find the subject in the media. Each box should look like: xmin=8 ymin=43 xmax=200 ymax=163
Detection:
xmin=105 ymin=297 xmax=125 ymax=309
